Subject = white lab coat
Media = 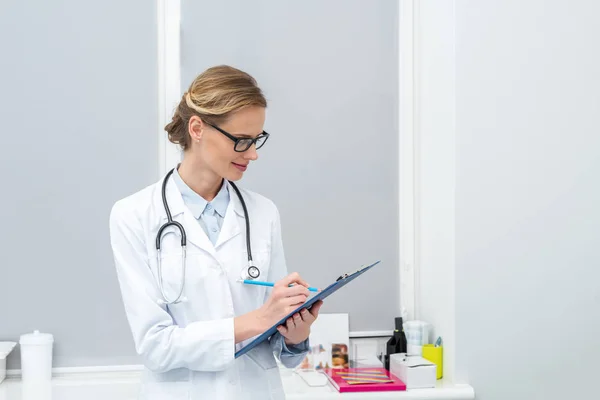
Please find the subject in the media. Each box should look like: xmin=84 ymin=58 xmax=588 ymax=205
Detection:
xmin=109 ymin=176 xmax=307 ymax=400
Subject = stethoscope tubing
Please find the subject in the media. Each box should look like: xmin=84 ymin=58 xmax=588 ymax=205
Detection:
xmin=155 ymin=168 xmax=256 ymax=305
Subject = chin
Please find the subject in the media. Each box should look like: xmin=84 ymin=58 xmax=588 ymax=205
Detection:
xmin=226 ymin=175 xmax=243 ymax=182
xmin=223 ymin=167 xmax=244 ymax=182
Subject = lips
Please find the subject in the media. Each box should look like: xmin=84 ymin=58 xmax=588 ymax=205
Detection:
xmin=232 ymin=162 xmax=248 ymax=172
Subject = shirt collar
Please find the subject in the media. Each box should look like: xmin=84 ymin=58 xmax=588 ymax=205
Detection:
xmin=171 ymin=167 xmax=230 ymax=219
xmin=211 ymin=181 xmax=230 ymax=218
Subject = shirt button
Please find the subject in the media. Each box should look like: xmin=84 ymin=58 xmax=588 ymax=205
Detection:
xmin=206 ymin=204 xmax=212 ymax=210
xmin=212 ymin=227 xmax=217 ymax=232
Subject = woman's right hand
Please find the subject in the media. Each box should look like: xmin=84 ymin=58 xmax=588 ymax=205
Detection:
xmin=258 ymin=272 xmax=313 ymax=328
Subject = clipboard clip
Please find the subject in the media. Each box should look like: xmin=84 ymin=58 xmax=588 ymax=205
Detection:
xmin=335 ymin=264 xmax=367 ymax=281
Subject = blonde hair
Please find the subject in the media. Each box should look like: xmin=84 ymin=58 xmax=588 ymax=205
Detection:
xmin=165 ymin=65 xmax=267 ymax=150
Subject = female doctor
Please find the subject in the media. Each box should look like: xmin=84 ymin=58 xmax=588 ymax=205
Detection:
xmin=109 ymin=65 xmax=323 ymax=400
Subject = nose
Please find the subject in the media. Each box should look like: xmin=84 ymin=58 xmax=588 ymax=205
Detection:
xmin=244 ymin=145 xmax=258 ymax=161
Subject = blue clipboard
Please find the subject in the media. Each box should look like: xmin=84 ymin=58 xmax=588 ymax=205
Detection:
xmin=234 ymin=260 xmax=381 ymax=358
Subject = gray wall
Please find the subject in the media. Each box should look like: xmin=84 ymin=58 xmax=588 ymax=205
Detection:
xmin=181 ymin=0 xmax=400 ymax=333
xmin=0 ymin=0 xmax=399 ymax=369
xmin=0 ymin=1 xmax=158 ymax=368
xmin=455 ymin=1 xmax=600 ymax=399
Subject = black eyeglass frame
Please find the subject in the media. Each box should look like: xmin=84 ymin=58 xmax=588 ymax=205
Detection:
xmin=205 ymin=122 xmax=270 ymax=152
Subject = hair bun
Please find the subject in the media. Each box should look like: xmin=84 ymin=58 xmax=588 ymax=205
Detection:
xmin=165 ymin=112 xmax=184 ymax=145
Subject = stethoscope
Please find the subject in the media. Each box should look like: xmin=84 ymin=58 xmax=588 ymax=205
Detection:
xmin=155 ymin=168 xmax=260 ymax=305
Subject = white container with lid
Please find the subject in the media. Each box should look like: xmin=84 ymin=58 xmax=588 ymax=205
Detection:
xmin=0 ymin=341 xmax=17 ymax=384
xmin=403 ymin=320 xmax=431 ymax=356
xmin=19 ymin=330 xmax=54 ymax=383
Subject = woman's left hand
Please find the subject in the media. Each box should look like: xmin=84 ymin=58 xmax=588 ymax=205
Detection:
xmin=276 ymin=300 xmax=323 ymax=345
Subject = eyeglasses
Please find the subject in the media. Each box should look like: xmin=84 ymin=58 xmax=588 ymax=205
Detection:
xmin=205 ymin=122 xmax=270 ymax=152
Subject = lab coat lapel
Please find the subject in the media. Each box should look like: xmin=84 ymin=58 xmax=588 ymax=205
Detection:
xmin=215 ymin=181 xmax=245 ymax=249
xmin=181 ymin=208 xmax=217 ymax=256
xmin=162 ymin=177 xmax=217 ymax=257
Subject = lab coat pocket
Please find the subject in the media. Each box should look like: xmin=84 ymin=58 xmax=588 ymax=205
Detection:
xmin=246 ymin=340 xmax=278 ymax=370
xmin=246 ymin=341 xmax=285 ymax=398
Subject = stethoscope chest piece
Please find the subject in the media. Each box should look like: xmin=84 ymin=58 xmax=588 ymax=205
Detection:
xmin=241 ymin=262 xmax=260 ymax=280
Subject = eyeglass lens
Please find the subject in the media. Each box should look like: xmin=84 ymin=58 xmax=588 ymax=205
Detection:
xmin=235 ymin=135 xmax=267 ymax=151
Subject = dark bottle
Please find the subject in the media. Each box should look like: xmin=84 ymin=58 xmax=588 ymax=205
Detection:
xmin=383 ymin=317 xmax=408 ymax=369
xmin=394 ymin=317 xmax=408 ymax=354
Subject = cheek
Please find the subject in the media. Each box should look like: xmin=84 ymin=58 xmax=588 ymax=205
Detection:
xmin=202 ymin=139 xmax=236 ymax=165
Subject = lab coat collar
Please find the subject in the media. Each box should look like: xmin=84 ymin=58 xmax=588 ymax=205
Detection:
xmin=160 ymin=175 xmax=245 ymax=220
xmin=159 ymin=174 xmax=186 ymax=220
xmin=224 ymin=180 xmax=247 ymax=219
xmin=214 ymin=180 xmax=247 ymax=249
xmin=170 ymin=168 xmax=230 ymax=220
xmin=157 ymin=175 xmax=246 ymax=253
xmin=158 ymin=175 xmax=215 ymax=255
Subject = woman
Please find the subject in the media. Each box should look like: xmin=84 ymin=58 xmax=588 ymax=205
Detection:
xmin=109 ymin=65 xmax=323 ymax=399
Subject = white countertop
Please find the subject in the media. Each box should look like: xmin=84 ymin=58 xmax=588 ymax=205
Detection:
xmin=281 ymin=369 xmax=474 ymax=399
xmin=0 ymin=369 xmax=474 ymax=400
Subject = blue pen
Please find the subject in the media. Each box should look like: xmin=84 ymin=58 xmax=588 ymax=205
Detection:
xmin=241 ymin=280 xmax=319 ymax=292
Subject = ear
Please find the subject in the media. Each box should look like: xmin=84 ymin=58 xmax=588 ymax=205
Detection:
xmin=187 ymin=116 xmax=205 ymax=143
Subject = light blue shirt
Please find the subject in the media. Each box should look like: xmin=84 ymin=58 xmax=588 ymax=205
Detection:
xmin=172 ymin=167 xmax=229 ymax=245
xmin=171 ymin=168 xmax=309 ymax=358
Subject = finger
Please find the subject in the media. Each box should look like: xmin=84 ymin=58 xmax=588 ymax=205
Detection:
xmin=272 ymin=283 xmax=308 ymax=300
xmin=309 ymin=300 xmax=324 ymax=317
xmin=286 ymin=317 xmax=296 ymax=330
xmin=286 ymin=294 xmax=308 ymax=307
xmin=280 ymin=284 xmax=310 ymax=298
xmin=278 ymin=272 xmax=311 ymax=289
xmin=300 ymin=308 xmax=314 ymax=323
xmin=293 ymin=312 xmax=303 ymax=326
xmin=277 ymin=325 xmax=288 ymax=335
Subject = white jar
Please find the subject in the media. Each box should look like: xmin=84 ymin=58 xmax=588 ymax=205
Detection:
xmin=19 ymin=330 xmax=54 ymax=383
xmin=403 ymin=321 xmax=431 ymax=356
